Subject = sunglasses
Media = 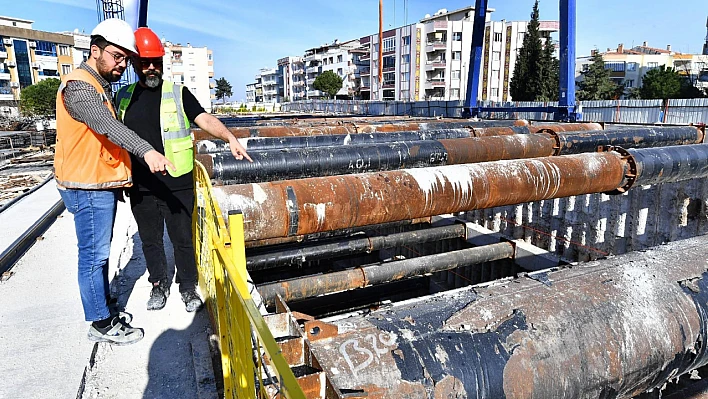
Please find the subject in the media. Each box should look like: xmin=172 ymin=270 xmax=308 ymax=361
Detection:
xmin=137 ymin=58 xmax=163 ymax=68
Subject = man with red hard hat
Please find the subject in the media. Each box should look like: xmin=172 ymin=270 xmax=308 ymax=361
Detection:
xmin=116 ymin=27 xmax=251 ymax=312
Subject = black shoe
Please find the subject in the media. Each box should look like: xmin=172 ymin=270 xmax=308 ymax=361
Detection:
xmin=88 ymin=316 xmax=144 ymax=346
xmin=147 ymin=280 xmax=170 ymax=311
xmin=180 ymin=289 xmax=203 ymax=313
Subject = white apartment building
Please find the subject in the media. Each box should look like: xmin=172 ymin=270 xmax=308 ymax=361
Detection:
xmin=246 ymin=81 xmax=256 ymax=103
xmin=358 ymin=6 xmax=557 ymax=102
xmin=575 ymin=42 xmax=708 ymax=97
xmin=259 ymin=67 xmax=278 ymax=103
xmin=162 ymin=41 xmax=214 ymax=112
xmin=69 ymin=30 xmax=90 ymax=69
xmin=278 ymin=56 xmax=305 ymax=101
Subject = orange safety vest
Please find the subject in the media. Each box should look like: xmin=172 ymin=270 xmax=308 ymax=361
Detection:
xmin=54 ymin=69 xmax=132 ymax=189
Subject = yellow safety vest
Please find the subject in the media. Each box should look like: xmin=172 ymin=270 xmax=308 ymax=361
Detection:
xmin=116 ymin=81 xmax=193 ymax=177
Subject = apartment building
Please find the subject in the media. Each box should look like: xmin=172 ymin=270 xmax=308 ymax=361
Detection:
xmin=162 ymin=41 xmax=214 ymax=112
xmin=576 ymin=42 xmax=708 ymax=97
xmin=0 ymin=15 xmax=74 ymax=113
xmin=246 ymin=81 xmax=257 ymax=103
xmin=246 ymin=74 xmax=263 ymax=103
xmin=301 ymin=39 xmax=362 ymax=100
xmin=260 ymin=67 xmax=278 ymax=103
xmin=357 ymin=7 xmax=557 ymax=102
xmin=277 ymin=56 xmax=305 ymax=102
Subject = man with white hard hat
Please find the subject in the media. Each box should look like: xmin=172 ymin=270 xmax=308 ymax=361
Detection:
xmin=54 ymin=18 xmax=174 ymax=346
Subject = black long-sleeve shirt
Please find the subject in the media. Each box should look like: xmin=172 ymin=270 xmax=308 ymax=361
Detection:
xmin=62 ymin=62 xmax=154 ymax=158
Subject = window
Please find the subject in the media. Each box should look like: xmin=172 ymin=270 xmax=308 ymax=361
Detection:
xmin=383 ymin=55 xmax=395 ymax=69
xmin=624 ymin=79 xmax=634 ymax=88
xmin=58 ymin=45 xmax=69 ymax=56
xmin=492 ymin=52 xmax=500 ymax=62
xmin=82 ymin=50 xmax=90 ymax=62
xmin=208 ymin=53 xmax=213 ymax=61
xmin=35 ymin=41 xmax=57 ymax=57
xmin=491 ymin=88 xmax=499 ymax=97
xmin=329 ymin=57 xmax=333 ymax=64
xmin=61 ymin=64 xmax=72 ymax=75
xmin=450 ymin=88 xmax=460 ymax=98
xmin=401 ymin=54 xmax=410 ymax=64
xmin=627 ymin=62 xmax=638 ymax=71
xmin=337 ymin=68 xmax=343 ymax=76
xmin=383 ymin=72 xmax=395 ymax=85
xmin=190 ymin=76 xmax=196 ymax=82
xmin=453 ymin=32 xmax=462 ymax=41
xmin=337 ymin=55 xmax=342 ymax=63
xmin=647 ymin=62 xmax=659 ymax=69
xmin=402 ymin=36 xmax=410 ymax=46
xmin=383 ymin=37 xmax=395 ymax=52
xmin=451 ymin=70 xmax=461 ymax=79
xmin=452 ymin=51 xmax=462 ymax=61
xmin=401 ymin=72 xmax=409 ymax=82
xmin=494 ymin=32 xmax=502 ymax=42
xmin=400 ymin=89 xmax=410 ymax=99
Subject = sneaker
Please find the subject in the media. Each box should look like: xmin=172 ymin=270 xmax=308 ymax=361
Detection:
xmin=181 ymin=289 xmax=204 ymax=313
xmin=87 ymin=317 xmax=144 ymax=346
xmin=107 ymin=297 xmax=132 ymax=324
xmin=147 ymin=280 xmax=170 ymax=311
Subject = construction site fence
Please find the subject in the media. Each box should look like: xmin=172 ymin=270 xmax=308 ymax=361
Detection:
xmin=280 ymin=98 xmax=708 ymax=124
xmin=193 ymin=161 xmax=306 ymax=399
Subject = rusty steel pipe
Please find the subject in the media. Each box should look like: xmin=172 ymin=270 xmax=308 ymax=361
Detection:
xmin=247 ymin=223 xmax=467 ymax=270
xmin=300 ymin=234 xmax=708 ymax=398
xmin=257 ymin=242 xmax=514 ymax=307
xmin=556 ymin=125 xmax=703 ymax=155
xmin=211 ymin=152 xmax=629 ymax=241
xmin=532 ymin=122 xmax=603 ymax=133
xmin=193 ymin=120 xmax=528 ymax=140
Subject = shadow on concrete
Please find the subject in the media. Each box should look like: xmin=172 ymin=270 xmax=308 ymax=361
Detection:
xmin=142 ymin=309 xmax=213 ymax=398
xmin=112 ymin=227 xmax=176 ymax=311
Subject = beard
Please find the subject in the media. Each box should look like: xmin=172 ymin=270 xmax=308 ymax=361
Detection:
xmin=136 ymin=68 xmax=162 ymax=88
xmin=96 ymin=55 xmax=124 ymax=83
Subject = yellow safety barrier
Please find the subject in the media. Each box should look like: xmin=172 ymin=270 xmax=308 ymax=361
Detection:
xmin=193 ymin=161 xmax=306 ymax=399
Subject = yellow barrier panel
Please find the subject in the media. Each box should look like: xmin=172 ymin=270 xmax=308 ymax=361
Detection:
xmin=194 ymin=161 xmax=306 ymax=399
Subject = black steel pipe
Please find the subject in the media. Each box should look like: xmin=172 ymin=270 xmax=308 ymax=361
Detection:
xmin=246 ymin=223 xmax=467 ymax=270
xmin=556 ymin=126 xmax=702 ymax=154
xmin=195 ymin=129 xmax=473 ymax=154
xmin=631 ymin=143 xmax=708 ymax=186
xmin=257 ymin=242 xmax=514 ymax=307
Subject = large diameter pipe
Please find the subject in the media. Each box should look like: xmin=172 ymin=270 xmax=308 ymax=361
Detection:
xmin=257 ymin=242 xmax=514 ymax=307
xmin=556 ymin=125 xmax=703 ymax=154
xmin=247 ymin=223 xmax=467 ymax=270
xmin=302 ymin=235 xmax=708 ymax=398
xmin=195 ymin=129 xmax=474 ymax=154
xmin=212 ymin=152 xmax=628 ymax=242
xmin=532 ymin=122 xmax=603 ymax=133
xmin=200 ymin=127 xmax=701 ymax=182
xmin=211 ymin=144 xmax=708 ymax=242
xmin=193 ymin=120 xmax=528 ymax=140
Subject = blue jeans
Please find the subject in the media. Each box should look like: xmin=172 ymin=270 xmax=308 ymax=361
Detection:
xmin=58 ymin=188 xmax=118 ymax=322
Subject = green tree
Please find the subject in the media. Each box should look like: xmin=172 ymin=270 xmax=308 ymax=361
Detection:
xmin=576 ymin=52 xmax=621 ymax=100
xmin=313 ymin=70 xmax=343 ymax=98
xmin=510 ymin=0 xmax=556 ymax=101
xmin=20 ymin=78 xmax=61 ymax=116
xmin=637 ymin=65 xmax=684 ymax=99
xmin=214 ymin=77 xmax=232 ymax=104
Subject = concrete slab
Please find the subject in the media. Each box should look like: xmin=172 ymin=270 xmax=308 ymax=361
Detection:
xmin=1 ymin=199 xmax=215 ymax=399
xmin=0 ymin=180 xmax=60 ymax=251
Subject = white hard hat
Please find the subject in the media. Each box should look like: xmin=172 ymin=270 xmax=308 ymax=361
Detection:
xmin=90 ymin=18 xmax=137 ymax=54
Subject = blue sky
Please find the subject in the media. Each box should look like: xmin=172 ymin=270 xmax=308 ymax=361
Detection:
xmin=4 ymin=0 xmax=707 ymax=101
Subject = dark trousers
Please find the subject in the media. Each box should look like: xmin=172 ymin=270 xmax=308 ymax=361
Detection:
xmin=129 ymin=189 xmax=197 ymax=293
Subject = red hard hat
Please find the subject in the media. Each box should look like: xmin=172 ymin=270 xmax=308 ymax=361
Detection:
xmin=134 ymin=27 xmax=165 ymax=58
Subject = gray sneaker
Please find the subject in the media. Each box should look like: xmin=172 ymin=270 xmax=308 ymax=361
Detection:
xmin=88 ymin=317 xmax=144 ymax=346
xmin=147 ymin=280 xmax=170 ymax=311
xmin=181 ymin=289 xmax=204 ymax=312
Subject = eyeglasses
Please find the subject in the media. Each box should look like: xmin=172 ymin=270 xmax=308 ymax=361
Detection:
xmin=138 ymin=58 xmax=163 ymax=68
xmin=103 ymin=49 xmax=130 ymax=65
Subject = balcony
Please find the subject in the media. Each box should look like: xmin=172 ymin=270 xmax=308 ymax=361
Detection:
xmin=0 ymin=50 xmax=6 ymax=59
xmin=360 ymin=53 xmax=370 ymax=61
xmin=426 ymin=40 xmax=447 ymax=53
xmin=0 ymin=72 xmax=10 ymax=80
xmin=306 ymin=66 xmax=320 ymax=74
xmin=426 ymin=79 xmax=446 ymax=87
xmin=293 ymin=68 xmax=305 ymax=75
xmin=425 ymin=60 xmax=446 ymax=70
xmin=358 ymin=67 xmax=370 ymax=76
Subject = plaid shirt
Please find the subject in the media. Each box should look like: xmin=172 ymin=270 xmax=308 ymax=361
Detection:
xmin=62 ymin=62 xmax=154 ymax=157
